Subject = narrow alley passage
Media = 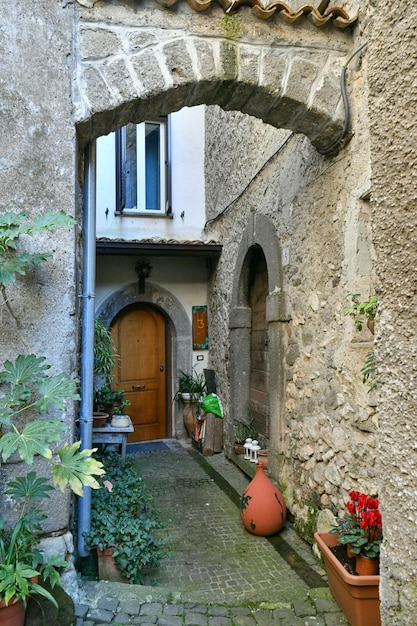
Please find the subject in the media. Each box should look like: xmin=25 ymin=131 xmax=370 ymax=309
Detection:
xmin=76 ymin=440 xmax=348 ymax=625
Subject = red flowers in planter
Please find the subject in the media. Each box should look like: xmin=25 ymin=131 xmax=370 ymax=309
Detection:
xmin=332 ymin=491 xmax=382 ymax=559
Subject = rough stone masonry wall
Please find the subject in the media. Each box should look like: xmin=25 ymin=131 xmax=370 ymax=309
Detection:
xmin=0 ymin=0 xmax=78 ymax=532
xmin=368 ymin=1 xmax=417 ymax=623
xmin=204 ymin=31 xmax=376 ymax=541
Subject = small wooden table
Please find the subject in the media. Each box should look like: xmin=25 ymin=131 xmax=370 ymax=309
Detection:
xmin=92 ymin=418 xmax=134 ymax=459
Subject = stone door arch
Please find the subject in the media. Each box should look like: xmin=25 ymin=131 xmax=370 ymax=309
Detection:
xmin=96 ymin=281 xmax=192 ymax=439
xmin=74 ymin=3 xmax=358 ymax=154
xmin=229 ymin=214 xmax=290 ymax=451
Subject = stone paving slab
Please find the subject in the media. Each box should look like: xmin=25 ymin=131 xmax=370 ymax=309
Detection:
xmin=77 ymin=440 xmax=348 ymax=625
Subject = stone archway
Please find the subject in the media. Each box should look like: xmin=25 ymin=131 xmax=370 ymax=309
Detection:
xmin=74 ymin=3 xmax=357 ymax=153
xmin=96 ymin=281 xmax=192 ymax=438
xmin=229 ymin=214 xmax=290 ymax=451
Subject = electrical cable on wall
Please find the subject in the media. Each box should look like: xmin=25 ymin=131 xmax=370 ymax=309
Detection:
xmin=204 ymin=132 xmax=295 ymax=229
xmin=320 ymin=41 xmax=368 ymax=155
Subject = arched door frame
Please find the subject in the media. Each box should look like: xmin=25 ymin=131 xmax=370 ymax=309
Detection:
xmin=96 ymin=280 xmax=192 ymax=439
xmin=229 ymin=214 xmax=291 ymax=451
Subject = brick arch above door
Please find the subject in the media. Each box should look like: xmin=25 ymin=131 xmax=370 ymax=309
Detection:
xmin=228 ymin=214 xmax=291 ymax=455
xmin=96 ymin=280 xmax=191 ymax=439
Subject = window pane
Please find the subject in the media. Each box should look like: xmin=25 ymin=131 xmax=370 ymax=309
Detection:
xmin=145 ymin=123 xmax=160 ymax=211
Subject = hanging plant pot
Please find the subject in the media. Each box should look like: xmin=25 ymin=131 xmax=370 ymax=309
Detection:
xmin=240 ymin=462 xmax=286 ymax=536
xmin=0 ymin=596 xmax=25 ymax=626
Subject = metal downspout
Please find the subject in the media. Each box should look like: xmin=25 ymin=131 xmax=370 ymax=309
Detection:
xmin=77 ymin=141 xmax=96 ymax=557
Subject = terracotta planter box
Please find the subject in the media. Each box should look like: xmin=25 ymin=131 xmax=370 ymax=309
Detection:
xmin=314 ymin=531 xmax=380 ymax=626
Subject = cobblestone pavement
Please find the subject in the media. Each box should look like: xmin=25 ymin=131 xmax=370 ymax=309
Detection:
xmin=76 ymin=440 xmax=348 ymax=625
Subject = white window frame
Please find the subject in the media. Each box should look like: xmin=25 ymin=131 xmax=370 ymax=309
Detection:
xmin=116 ymin=117 xmax=169 ymax=215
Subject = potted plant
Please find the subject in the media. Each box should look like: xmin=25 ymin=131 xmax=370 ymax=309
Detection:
xmin=0 ymin=211 xmax=105 ymax=623
xmin=93 ymin=320 xmax=130 ymax=421
xmin=83 ymin=453 xmax=164 ymax=584
xmin=315 ymin=490 xmax=382 ymax=626
xmin=330 ymin=491 xmax=382 ymax=573
xmin=232 ymin=418 xmax=259 ymax=453
xmin=341 ymin=293 xmax=378 ymax=391
xmin=174 ymin=369 xmax=206 ymax=403
xmin=342 ymin=294 xmax=378 ymax=333
xmin=174 ymin=369 xmax=206 ymax=437
xmin=0 ymin=472 xmax=68 ymax=617
xmin=95 ymin=384 xmax=130 ymax=418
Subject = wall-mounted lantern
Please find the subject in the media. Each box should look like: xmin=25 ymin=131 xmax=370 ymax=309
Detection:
xmin=135 ymin=258 xmax=152 ymax=294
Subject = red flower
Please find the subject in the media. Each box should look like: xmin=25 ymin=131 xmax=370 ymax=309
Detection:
xmin=365 ymin=496 xmax=379 ymax=510
xmin=349 ymin=490 xmax=360 ymax=502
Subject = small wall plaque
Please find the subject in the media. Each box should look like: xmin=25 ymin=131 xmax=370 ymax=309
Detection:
xmin=192 ymin=305 xmax=208 ymax=350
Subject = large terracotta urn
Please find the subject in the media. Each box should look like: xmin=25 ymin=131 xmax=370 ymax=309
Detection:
xmin=240 ymin=462 xmax=286 ymax=536
xmin=181 ymin=393 xmax=198 ymax=437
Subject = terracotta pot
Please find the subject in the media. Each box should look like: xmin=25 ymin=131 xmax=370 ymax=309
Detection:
xmin=0 ymin=596 xmax=25 ymax=626
xmin=367 ymin=319 xmax=375 ymax=334
xmin=233 ymin=442 xmax=245 ymax=454
xmin=356 ymin=554 xmax=379 ymax=576
xmin=258 ymin=449 xmax=268 ymax=469
xmin=93 ymin=411 xmax=109 ymax=427
xmin=347 ymin=543 xmax=356 ymax=559
xmin=314 ymin=531 xmax=380 ymax=626
xmin=97 ymin=548 xmax=128 ymax=583
xmin=182 ymin=398 xmax=198 ymax=437
xmin=240 ymin=462 xmax=286 ymax=536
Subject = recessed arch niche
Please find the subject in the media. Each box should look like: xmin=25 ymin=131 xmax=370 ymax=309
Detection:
xmin=228 ymin=214 xmax=290 ymax=451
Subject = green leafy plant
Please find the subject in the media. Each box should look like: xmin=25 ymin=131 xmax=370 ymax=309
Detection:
xmin=174 ymin=369 xmax=206 ymax=402
xmin=0 ymin=354 xmax=103 ymax=492
xmin=0 ymin=472 xmax=68 ymax=608
xmin=331 ymin=491 xmax=382 ymax=560
xmin=233 ymin=417 xmax=258 ymax=445
xmin=342 ymin=294 xmax=378 ymax=332
xmin=341 ymin=294 xmax=378 ymax=391
xmin=0 ymin=210 xmax=76 ymax=354
xmin=94 ymin=319 xmax=118 ymax=383
xmin=83 ymin=453 xmax=165 ymax=584
xmin=361 ymin=350 xmax=377 ymax=391
xmin=95 ymin=384 xmax=130 ymax=415
xmin=0 ymin=211 xmax=105 ymax=608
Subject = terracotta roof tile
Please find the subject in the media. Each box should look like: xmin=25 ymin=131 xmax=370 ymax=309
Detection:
xmin=161 ymin=0 xmax=358 ymax=29
xmin=97 ymin=237 xmax=220 ymax=246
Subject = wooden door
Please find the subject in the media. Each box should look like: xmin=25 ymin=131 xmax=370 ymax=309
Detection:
xmin=111 ymin=305 xmax=169 ymax=442
xmin=249 ymin=249 xmax=269 ymax=441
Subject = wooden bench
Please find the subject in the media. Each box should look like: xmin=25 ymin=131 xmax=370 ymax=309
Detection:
xmin=92 ymin=418 xmax=134 ymax=459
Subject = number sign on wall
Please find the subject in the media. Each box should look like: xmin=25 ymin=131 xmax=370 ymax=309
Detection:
xmin=192 ymin=305 xmax=208 ymax=350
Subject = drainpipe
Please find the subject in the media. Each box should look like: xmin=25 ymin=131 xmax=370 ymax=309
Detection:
xmin=77 ymin=141 xmax=96 ymax=557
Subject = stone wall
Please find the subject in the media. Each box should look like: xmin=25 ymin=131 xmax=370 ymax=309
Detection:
xmin=0 ymin=0 xmax=78 ymax=531
xmin=3 ymin=0 xmax=417 ymax=622
xmin=368 ymin=1 xmax=417 ymax=621
xmin=204 ymin=86 xmax=375 ymax=540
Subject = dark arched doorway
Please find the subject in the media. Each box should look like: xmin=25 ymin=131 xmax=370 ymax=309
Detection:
xmin=248 ymin=247 xmax=270 ymax=442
